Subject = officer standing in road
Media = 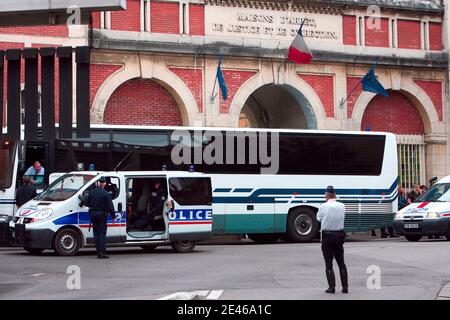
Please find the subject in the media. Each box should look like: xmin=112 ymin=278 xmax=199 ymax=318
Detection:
xmin=316 ymin=186 xmax=348 ymax=294
xmin=87 ymin=176 xmax=116 ymax=259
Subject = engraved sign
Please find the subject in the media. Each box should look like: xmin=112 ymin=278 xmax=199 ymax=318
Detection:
xmin=206 ymin=5 xmax=342 ymax=44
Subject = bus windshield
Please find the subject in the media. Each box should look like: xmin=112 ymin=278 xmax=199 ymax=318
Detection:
xmin=0 ymin=143 xmax=14 ymax=189
xmin=36 ymin=174 xmax=95 ymax=202
xmin=417 ymin=183 xmax=450 ymax=202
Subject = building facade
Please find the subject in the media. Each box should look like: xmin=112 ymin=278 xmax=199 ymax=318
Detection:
xmin=0 ymin=0 xmax=448 ymax=188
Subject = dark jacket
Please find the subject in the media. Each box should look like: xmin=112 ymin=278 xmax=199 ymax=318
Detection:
xmin=15 ymin=185 xmax=37 ymax=207
xmin=398 ymin=193 xmax=408 ymax=210
xmin=87 ymin=187 xmax=115 ymax=218
xmin=408 ymin=191 xmax=421 ymax=203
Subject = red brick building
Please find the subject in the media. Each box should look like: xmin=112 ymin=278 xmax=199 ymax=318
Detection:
xmin=0 ymin=0 xmax=447 ymax=188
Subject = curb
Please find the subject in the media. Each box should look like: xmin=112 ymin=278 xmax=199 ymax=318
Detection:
xmin=437 ymin=282 xmax=450 ymax=300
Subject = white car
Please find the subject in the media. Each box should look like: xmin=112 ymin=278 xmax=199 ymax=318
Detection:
xmin=393 ymin=176 xmax=450 ymax=241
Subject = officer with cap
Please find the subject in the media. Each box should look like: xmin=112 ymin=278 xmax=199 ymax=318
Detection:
xmin=87 ymin=176 xmax=116 ymax=259
xmin=316 ymin=186 xmax=348 ymax=294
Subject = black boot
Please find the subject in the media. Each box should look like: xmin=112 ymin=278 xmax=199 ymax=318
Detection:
xmin=325 ymin=269 xmax=336 ymax=294
xmin=339 ymin=267 xmax=348 ymax=294
xmin=97 ymin=252 xmax=110 ymax=259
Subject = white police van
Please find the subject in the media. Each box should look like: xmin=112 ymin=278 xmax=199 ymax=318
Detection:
xmin=393 ymin=176 xmax=450 ymax=241
xmin=10 ymin=171 xmax=213 ymax=255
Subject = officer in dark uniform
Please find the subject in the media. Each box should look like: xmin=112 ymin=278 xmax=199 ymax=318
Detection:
xmin=87 ymin=176 xmax=116 ymax=259
xmin=316 ymin=186 xmax=348 ymax=294
xmin=15 ymin=176 xmax=37 ymax=208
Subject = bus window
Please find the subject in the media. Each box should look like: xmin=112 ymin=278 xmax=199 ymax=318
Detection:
xmin=278 ymin=133 xmax=331 ymax=175
xmin=169 ymin=177 xmax=212 ymax=206
xmin=0 ymin=141 xmax=14 ymax=189
xmin=331 ymin=135 xmax=385 ymax=175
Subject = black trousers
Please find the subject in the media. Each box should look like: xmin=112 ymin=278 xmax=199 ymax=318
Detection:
xmin=91 ymin=211 xmax=108 ymax=255
xmin=321 ymin=231 xmax=348 ymax=288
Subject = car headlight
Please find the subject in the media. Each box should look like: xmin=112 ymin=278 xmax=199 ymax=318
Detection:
xmin=31 ymin=208 xmax=53 ymax=222
xmin=426 ymin=212 xmax=441 ymax=219
xmin=394 ymin=213 xmax=403 ymax=220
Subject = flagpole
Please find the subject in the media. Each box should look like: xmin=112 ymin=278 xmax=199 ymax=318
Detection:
xmin=339 ymin=79 xmax=362 ymax=108
xmin=339 ymin=57 xmax=385 ymax=108
xmin=210 ymin=52 xmax=221 ymax=103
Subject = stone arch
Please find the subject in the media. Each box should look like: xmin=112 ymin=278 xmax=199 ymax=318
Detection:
xmin=103 ymin=78 xmax=183 ymax=126
xmin=228 ymin=73 xmax=327 ymax=129
xmin=351 ymin=80 xmax=440 ymax=134
xmin=91 ymin=62 xmax=199 ymax=125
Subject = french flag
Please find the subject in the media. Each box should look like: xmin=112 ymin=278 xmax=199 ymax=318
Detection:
xmin=288 ymin=21 xmax=313 ymax=64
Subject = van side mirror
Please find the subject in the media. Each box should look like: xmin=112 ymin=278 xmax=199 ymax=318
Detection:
xmin=78 ymin=194 xmax=84 ymax=207
xmin=79 ymin=190 xmax=90 ymax=208
xmin=166 ymin=199 xmax=175 ymax=212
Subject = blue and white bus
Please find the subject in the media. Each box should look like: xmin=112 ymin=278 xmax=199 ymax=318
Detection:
xmin=0 ymin=125 xmax=398 ymax=243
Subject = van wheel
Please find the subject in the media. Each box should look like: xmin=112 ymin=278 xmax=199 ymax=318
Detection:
xmin=247 ymin=234 xmax=281 ymax=244
xmin=405 ymin=235 xmax=422 ymax=242
xmin=140 ymin=245 xmax=158 ymax=252
xmin=286 ymin=208 xmax=319 ymax=243
xmin=171 ymin=240 xmax=195 ymax=253
xmin=24 ymin=247 xmax=44 ymax=255
xmin=53 ymin=229 xmax=81 ymax=256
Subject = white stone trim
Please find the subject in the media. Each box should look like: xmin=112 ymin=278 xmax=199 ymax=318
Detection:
xmin=351 ymin=76 xmax=441 ymax=135
xmin=227 ymin=64 xmax=327 ymax=129
xmin=91 ymin=54 xmax=200 ymax=126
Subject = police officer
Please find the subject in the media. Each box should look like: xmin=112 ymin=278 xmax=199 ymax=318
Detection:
xmin=87 ymin=176 xmax=116 ymax=259
xmin=15 ymin=176 xmax=37 ymax=208
xmin=316 ymin=186 xmax=348 ymax=294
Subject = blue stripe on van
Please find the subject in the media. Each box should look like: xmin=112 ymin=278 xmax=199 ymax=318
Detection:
xmin=53 ymin=212 xmax=78 ymax=225
xmin=53 ymin=211 xmax=127 ymax=225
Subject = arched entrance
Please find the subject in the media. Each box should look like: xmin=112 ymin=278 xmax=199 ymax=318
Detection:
xmin=239 ymin=84 xmax=317 ymax=129
xmin=103 ymin=78 xmax=183 ymax=126
xmin=361 ymin=90 xmax=426 ymax=189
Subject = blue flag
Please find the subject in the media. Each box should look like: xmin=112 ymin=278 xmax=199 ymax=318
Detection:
xmin=361 ymin=68 xmax=389 ymax=97
xmin=216 ymin=54 xmax=228 ymax=101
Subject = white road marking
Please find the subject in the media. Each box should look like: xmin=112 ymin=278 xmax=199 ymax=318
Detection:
xmin=206 ymin=290 xmax=224 ymax=300
xmin=158 ymin=290 xmax=224 ymax=300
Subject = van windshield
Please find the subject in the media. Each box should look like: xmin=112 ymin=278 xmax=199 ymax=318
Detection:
xmin=417 ymin=183 xmax=450 ymax=202
xmin=36 ymin=174 xmax=95 ymax=201
xmin=0 ymin=143 xmax=15 ymax=189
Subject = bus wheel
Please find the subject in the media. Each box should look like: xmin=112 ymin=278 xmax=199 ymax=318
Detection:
xmin=171 ymin=240 xmax=195 ymax=253
xmin=53 ymin=229 xmax=81 ymax=256
xmin=23 ymin=247 xmax=44 ymax=255
xmin=286 ymin=208 xmax=319 ymax=243
xmin=140 ymin=245 xmax=158 ymax=252
xmin=405 ymin=235 xmax=422 ymax=242
xmin=247 ymin=234 xmax=281 ymax=244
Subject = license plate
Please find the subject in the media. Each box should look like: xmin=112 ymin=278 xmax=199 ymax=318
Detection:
xmin=404 ymin=223 xmax=419 ymax=229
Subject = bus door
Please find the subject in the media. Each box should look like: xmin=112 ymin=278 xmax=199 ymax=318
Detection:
xmin=22 ymin=141 xmax=49 ymax=190
xmin=0 ymin=139 xmax=17 ymax=222
xmin=167 ymin=176 xmax=213 ymax=241
xmin=81 ymin=174 xmax=126 ymax=245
